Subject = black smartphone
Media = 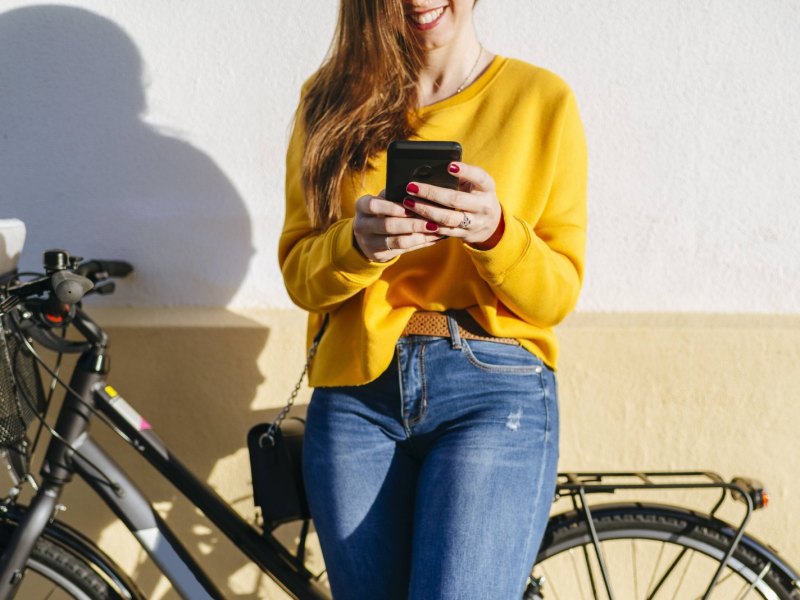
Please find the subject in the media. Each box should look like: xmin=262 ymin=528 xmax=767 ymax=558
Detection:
xmin=385 ymin=140 xmax=462 ymax=202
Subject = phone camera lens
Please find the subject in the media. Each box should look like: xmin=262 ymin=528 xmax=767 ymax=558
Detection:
xmin=412 ymin=165 xmax=433 ymax=179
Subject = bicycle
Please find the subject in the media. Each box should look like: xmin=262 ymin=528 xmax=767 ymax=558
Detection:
xmin=0 ymin=232 xmax=797 ymax=598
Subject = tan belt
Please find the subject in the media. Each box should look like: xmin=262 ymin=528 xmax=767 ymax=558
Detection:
xmin=401 ymin=311 xmax=520 ymax=346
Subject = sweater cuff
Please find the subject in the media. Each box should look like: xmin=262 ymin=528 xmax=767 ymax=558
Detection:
xmin=462 ymin=214 xmax=530 ymax=285
xmin=330 ymin=218 xmax=398 ymax=283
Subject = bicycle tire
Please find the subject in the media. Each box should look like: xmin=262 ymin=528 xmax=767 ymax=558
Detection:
xmin=0 ymin=519 xmax=141 ymax=600
xmin=530 ymin=503 xmax=800 ymax=600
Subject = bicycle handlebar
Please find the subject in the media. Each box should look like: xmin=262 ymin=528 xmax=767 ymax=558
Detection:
xmin=3 ymin=250 xmax=133 ymax=305
xmin=76 ymin=259 xmax=134 ymax=282
xmin=1 ymin=249 xmax=134 ymax=354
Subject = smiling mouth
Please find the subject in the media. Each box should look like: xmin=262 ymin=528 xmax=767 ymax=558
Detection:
xmin=409 ymin=6 xmax=446 ymax=30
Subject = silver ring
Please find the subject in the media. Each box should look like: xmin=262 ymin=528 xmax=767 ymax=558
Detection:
xmin=385 ymin=236 xmax=391 ymax=251
xmin=458 ymin=211 xmax=471 ymax=229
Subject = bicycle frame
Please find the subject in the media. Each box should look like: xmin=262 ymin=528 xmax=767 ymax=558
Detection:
xmin=0 ymin=328 xmax=330 ymax=599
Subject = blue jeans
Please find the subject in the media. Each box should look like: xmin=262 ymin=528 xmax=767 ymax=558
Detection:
xmin=303 ymin=319 xmax=559 ymax=600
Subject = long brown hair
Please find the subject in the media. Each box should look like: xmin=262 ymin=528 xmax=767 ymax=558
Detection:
xmin=299 ymin=0 xmax=422 ymax=230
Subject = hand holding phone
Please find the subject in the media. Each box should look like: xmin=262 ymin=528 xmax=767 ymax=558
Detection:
xmin=351 ymin=141 xmax=462 ymax=262
xmin=385 ymin=141 xmax=462 ymax=202
xmin=386 ymin=145 xmax=506 ymax=251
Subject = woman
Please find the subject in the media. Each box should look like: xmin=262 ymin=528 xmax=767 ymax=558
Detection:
xmin=279 ymin=1 xmax=587 ymax=597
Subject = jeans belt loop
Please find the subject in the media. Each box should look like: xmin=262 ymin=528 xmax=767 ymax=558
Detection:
xmin=445 ymin=312 xmax=463 ymax=350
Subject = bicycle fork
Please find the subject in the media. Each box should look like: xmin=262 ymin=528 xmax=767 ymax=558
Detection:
xmin=0 ymin=349 xmax=102 ymax=599
xmin=0 ymin=480 xmax=65 ymax=598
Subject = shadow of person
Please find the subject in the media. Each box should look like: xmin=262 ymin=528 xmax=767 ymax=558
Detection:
xmin=0 ymin=5 xmax=252 ymax=307
xmin=0 ymin=6 xmax=285 ymax=598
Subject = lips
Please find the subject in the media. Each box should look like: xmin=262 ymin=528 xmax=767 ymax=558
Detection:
xmin=409 ymin=6 xmax=446 ymax=31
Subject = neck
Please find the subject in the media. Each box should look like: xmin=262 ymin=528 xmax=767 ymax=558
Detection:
xmin=416 ymin=31 xmax=483 ymax=106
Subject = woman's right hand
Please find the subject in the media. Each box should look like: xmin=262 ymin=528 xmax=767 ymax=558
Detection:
xmin=353 ymin=192 xmax=443 ymax=262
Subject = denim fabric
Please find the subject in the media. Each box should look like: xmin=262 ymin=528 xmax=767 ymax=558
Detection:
xmin=303 ymin=317 xmax=559 ymax=600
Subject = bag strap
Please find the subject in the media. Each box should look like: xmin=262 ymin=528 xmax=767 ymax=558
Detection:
xmin=259 ymin=314 xmax=329 ymax=448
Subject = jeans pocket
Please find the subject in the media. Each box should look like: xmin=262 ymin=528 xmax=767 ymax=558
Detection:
xmin=461 ymin=339 xmax=545 ymax=375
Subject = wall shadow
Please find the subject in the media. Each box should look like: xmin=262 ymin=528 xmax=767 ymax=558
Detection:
xmin=0 ymin=5 xmax=279 ymax=598
xmin=0 ymin=4 xmax=253 ymax=307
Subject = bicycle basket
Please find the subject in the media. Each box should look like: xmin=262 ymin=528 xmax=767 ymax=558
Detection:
xmin=0 ymin=312 xmax=45 ymax=447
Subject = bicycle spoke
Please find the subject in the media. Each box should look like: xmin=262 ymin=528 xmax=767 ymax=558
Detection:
xmin=568 ymin=548 xmax=590 ymax=599
xmin=648 ymin=546 xmax=689 ymax=599
xmin=540 ymin=564 xmax=562 ymax=600
xmin=735 ymin=562 xmax=771 ymax=600
xmin=670 ymin=548 xmax=695 ymax=600
xmin=707 ymin=567 xmax=745 ymax=599
xmin=705 ymin=563 xmax=765 ymax=600
xmin=581 ymin=542 xmax=603 ymax=599
xmin=631 ymin=539 xmax=638 ymax=599
xmin=645 ymin=542 xmax=667 ymax=598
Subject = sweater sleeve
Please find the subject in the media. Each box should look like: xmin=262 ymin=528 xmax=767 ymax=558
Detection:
xmin=462 ymin=89 xmax=588 ymax=327
xmin=278 ymin=110 xmax=397 ymax=313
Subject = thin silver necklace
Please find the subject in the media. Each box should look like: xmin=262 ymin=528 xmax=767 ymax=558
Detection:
xmin=456 ymin=44 xmax=483 ymax=94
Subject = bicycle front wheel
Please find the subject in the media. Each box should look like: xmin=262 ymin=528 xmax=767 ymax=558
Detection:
xmin=530 ymin=503 xmax=800 ymax=600
xmin=0 ymin=515 xmax=142 ymax=600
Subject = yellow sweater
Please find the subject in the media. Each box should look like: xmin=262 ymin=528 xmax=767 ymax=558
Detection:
xmin=279 ymin=56 xmax=588 ymax=387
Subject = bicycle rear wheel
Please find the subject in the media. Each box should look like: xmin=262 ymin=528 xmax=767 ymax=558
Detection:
xmin=529 ymin=503 xmax=799 ymax=600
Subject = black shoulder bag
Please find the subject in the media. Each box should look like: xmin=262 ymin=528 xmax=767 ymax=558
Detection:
xmin=248 ymin=315 xmax=328 ymax=528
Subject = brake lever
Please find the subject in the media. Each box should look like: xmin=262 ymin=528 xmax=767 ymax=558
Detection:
xmin=12 ymin=305 xmax=92 ymax=354
xmin=76 ymin=259 xmax=134 ymax=283
xmin=89 ymin=281 xmax=116 ymax=296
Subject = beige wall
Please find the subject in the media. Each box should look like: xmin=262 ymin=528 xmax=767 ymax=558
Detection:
xmin=24 ymin=308 xmax=799 ymax=598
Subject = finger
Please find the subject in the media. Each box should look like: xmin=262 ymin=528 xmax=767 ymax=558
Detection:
xmin=402 ymin=197 xmax=472 ymax=229
xmin=384 ymin=216 xmax=443 ymax=235
xmin=448 ymin=162 xmax=495 ymax=193
xmin=405 ymin=181 xmax=466 ymax=209
xmin=378 ymin=232 xmax=443 ymax=258
xmin=432 ymin=225 xmax=468 ymax=239
xmin=363 ymin=215 xmax=441 ymax=236
xmin=392 ymin=232 xmax=445 ymax=251
xmin=355 ymin=194 xmax=411 ymax=218
xmin=389 ymin=232 xmax=446 ymax=250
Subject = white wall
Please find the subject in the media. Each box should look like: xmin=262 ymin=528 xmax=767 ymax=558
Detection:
xmin=2 ymin=0 xmax=798 ymax=313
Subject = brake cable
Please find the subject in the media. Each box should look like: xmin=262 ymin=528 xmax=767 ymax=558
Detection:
xmin=11 ymin=318 xmax=127 ymax=495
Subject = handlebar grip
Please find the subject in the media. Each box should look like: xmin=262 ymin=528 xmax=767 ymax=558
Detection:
xmin=51 ymin=270 xmax=93 ymax=304
xmin=76 ymin=260 xmax=134 ymax=280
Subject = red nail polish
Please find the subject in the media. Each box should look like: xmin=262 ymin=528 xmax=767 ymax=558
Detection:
xmin=405 ymin=208 xmax=415 ymax=217
xmin=448 ymin=163 xmax=460 ymax=173
xmin=403 ymin=198 xmax=415 ymax=208
xmin=406 ymin=182 xmax=419 ymax=194
xmin=426 ymin=222 xmax=439 ymax=232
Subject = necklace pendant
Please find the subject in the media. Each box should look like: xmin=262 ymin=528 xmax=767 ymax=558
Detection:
xmin=456 ymin=45 xmax=483 ymax=95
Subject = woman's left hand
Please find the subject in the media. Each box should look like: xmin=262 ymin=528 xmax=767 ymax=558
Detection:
xmin=402 ymin=162 xmax=504 ymax=250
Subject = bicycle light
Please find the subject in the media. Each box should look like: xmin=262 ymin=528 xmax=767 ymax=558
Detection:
xmin=730 ymin=476 xmax=769 ymax=510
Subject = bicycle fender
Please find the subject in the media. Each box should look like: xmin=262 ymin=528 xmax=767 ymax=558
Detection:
xmin=0 ymin=503 xmax=146 ymax=600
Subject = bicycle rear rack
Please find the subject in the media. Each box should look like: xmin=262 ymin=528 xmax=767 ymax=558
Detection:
xmin=553 ymin=470 xmax=766 ymax=600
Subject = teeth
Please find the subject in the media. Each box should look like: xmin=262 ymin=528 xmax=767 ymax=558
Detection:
xmin=412 ymin=7 xmax=444 ymax=25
